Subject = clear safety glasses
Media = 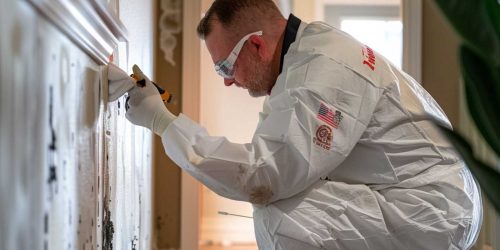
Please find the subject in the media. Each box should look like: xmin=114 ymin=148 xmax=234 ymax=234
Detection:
xmin=214 ymin=31 xmax=263 ymax=79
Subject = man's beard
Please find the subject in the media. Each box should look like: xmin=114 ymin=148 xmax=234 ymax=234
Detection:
xmin=245 ymin=57 xmax=274 ymax=97
xmin=247 ymin=85 xmax=268 ymax=97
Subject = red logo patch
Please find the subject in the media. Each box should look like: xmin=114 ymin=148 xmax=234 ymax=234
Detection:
xmin=313 ymin=125 xmax=333 ymax=150
xmin=362 ymin=45 xmax=376 ymax=71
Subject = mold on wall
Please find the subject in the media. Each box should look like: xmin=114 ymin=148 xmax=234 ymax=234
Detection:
xmin=0 ymin=0 xmax=154 ymax=249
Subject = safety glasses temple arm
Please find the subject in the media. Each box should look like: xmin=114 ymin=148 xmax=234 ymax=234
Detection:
xmin=226 ymin=30 xmax=263 ymax=65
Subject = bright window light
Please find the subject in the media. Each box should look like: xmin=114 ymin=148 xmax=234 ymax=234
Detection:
xmin=341 ymin=19 xmax=402 ymax=68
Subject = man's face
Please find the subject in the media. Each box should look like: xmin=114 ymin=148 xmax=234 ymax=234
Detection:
xmin=205 ymin=22 xmax=275 ymax=97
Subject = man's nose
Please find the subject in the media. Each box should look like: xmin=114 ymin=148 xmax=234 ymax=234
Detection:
xmin=224 ymin=78 xmax=234 ymax=86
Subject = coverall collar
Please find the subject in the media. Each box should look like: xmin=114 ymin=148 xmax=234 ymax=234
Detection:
xmin=279 ymin=14 xmax=302 ymax=74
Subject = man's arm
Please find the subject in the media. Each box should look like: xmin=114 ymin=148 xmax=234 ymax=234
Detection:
xmin=159 ymin=58 xmax=383 ymax=204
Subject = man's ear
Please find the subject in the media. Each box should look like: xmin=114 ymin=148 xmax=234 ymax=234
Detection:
xmin=249 ymin=35 xmax=268 ymax=59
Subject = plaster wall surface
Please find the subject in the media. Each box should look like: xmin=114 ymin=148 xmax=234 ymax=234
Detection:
xmin=0 ymin=0 xmax=154 ymax=249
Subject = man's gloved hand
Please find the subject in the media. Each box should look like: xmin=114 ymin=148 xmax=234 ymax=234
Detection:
xmin=125 ymin=65 xmax=176 ymax=135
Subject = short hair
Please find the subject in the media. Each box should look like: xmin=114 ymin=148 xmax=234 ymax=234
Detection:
xmin=197 ymin=0 xmax=282 ymax=40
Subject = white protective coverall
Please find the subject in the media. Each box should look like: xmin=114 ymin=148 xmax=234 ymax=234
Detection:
xmin=161 ymin=18 xmax=482 ymax=249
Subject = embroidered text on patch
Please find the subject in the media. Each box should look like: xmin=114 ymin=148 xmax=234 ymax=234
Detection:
xmin=362 ymin=45 xmax=376 ymax=71
xmin=313 ymin=125 xmax=333 ymax=150
xmin=317 ymin=103 xmax=343 ymax=128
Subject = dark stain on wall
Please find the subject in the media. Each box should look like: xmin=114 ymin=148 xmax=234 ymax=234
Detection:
xmin=44 ymin=213 xmax=48 ymax=233
xmin=44 ymin=213 xmax=49 ymax=250
xmin=156 ymin=215 xmax=164 ymax=231
xmin=131 ymin=236 xmax=138 ymax=250
xmin=47 ymin=86 xmax=58 ymax=187
xmin=103 ymin=205 xmax=114 ymax=250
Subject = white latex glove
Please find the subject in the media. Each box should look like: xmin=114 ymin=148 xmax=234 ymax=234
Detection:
xmin=107 ymin=63 xmax=135 ymax=102
xmin=125 ymin=65 xmax=176 ymax=135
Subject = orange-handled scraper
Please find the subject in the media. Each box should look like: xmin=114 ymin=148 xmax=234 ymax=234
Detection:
xmin=130 ymin=74 xmax=173 ymax=103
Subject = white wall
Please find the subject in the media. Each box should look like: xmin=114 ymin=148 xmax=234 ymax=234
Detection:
xmin=115 ymin=1 xmax=155 ymax=249
xmin=0 ymin=1 xmax=155 ymax=249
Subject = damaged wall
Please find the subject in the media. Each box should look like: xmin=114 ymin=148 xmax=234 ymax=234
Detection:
xmin=0 ymin=0 xmax=154 ymax=249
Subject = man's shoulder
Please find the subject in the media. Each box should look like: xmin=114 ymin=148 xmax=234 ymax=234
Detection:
xmin=289 ymin=24 xmax=400 ymax=90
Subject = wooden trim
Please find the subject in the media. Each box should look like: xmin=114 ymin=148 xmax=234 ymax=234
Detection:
xmin=26 ymin=0 xmax=127 ymax=65
xmin=181 ymin=1 xmax=202 ymax=250
xmin=402 ymin=0 xmax=422 ymax=83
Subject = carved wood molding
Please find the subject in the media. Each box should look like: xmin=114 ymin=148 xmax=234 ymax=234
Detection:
xmin=159 ymin=0 xmax=181 ymax=66
xmin=27 ymin=0 xmax=127 ymax=65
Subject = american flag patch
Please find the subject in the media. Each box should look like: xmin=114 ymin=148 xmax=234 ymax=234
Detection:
xmin=317 ymin=103 xmax=343 ymax=128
